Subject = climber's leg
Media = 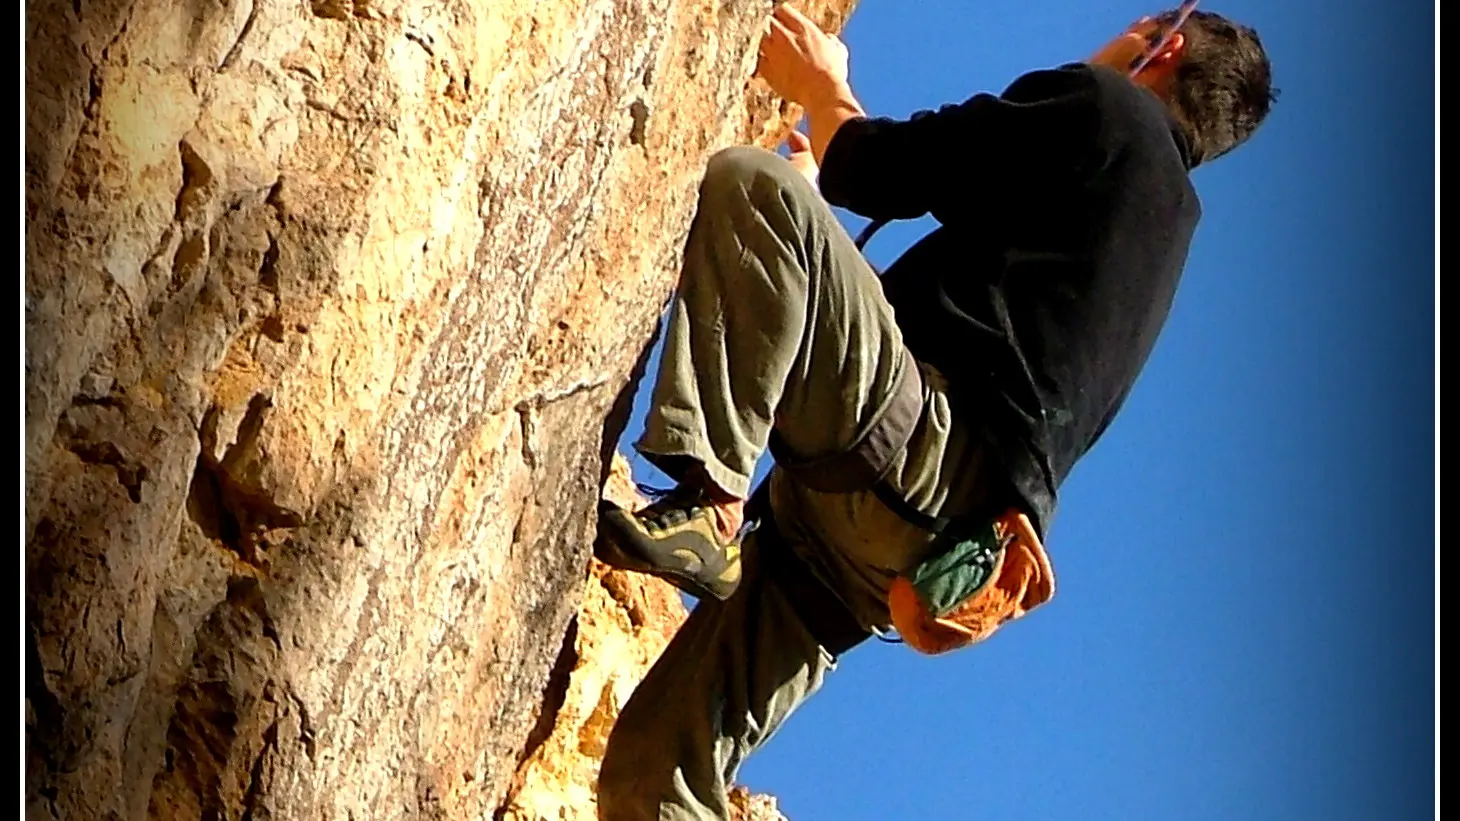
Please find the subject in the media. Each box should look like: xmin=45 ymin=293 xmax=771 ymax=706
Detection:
xmin=595 ymin=146 xmax=911 ymax=600
xmin=595 ymin=530 xmax=832 ymax=821
xmin=634 ymin=145 xmax=908 ymax=500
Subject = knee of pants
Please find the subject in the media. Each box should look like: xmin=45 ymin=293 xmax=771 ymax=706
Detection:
xmin=699 ymin=145 xmax=799 ymax=210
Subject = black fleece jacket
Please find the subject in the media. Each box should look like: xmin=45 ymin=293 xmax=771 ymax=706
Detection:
xmin=818 ymin=61 xmax=1202 ymax=537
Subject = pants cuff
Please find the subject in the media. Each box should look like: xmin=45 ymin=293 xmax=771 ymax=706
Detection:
xmin=634 ymin=429 xmax=754 ymax=500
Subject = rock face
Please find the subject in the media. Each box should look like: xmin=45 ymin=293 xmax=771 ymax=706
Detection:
xmin=496 ymin=458 xmax=786 ymax=821
xmin=499 ymin=560 xmax=787 ymax=821
xmin=24 ymin=1 xmax=855 ymax=819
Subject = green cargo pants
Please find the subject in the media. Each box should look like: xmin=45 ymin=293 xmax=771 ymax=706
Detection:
xmin=596 ymin=146 xmax=995 ymax=821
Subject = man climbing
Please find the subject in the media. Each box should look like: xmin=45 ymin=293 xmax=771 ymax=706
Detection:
xmin=594 ymin=3 xmax=1276 ymax=819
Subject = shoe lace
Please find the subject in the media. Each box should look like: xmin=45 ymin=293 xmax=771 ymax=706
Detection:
xmin=633 ymin=481 xmax=708 ymax=524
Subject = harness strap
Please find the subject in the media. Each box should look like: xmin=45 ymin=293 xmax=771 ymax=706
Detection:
xmin=870 ymin=481 xmax=956 ymax=535
xmin=766 ymin=348 xmax=924 ymax=494
xmin=765 ymin=346 xmax=972 ymax=538
xmin=741 ymin=215 xmax=988 ymax=654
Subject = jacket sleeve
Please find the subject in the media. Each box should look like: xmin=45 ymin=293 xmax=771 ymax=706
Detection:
xmin=817 ymin=64 xmax=1108 ymax=223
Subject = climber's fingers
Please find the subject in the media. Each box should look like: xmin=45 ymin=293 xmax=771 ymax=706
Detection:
xmin=772 ymin=2 xmax=818 ymax=35
xmin=766 ymin=15 xmax=794 ymax=51
xmin=755 ymin=15 xmax=789 ymax=64
xmin=755 ymin=8 xmax=848 ymax=106
xmin=754 ymin=18 xmax=797 ymax=92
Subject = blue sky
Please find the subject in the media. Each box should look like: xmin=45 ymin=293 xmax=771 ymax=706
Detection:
xmin=617 ymin=1 xmax=1436 ymax=819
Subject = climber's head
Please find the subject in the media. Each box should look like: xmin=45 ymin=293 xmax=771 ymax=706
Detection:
xmin=1088 ymin=5 xmax=1277 ymax=167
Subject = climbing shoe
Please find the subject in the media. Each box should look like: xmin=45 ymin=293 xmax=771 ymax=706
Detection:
xmin=594 ymin=485 xmax=745 ymax=601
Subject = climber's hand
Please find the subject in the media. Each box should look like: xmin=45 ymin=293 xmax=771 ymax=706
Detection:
xmin=756 ymin=3 xmax=850 ymax=108
xmin=784 ymin=130 xmax=818 ymax=185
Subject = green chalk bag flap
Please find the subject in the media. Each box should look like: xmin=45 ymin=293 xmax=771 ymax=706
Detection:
xmin=903 ymin=523 xmax=1006 ymax=618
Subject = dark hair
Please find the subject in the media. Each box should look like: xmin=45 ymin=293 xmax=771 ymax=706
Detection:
xmin=1154 ymin=9 xmax=1278 ymax=166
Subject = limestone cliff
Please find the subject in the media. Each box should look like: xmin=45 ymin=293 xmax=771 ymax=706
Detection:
xmin=23 ymin=1 xmax=855 ymax=819
xmin=496 ymin=457 xmax=786 ymax=821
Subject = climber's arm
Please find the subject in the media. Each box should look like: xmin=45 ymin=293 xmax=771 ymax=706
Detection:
xmin=801 ymin=80 xmax=867 ymax=169
xmin=757 ymin=6 xmax=1108 ymax=225
xmin=817 ymin=66 xmax=1108 ymax=223
xmin=756 ymin=4 xmax=866 ymax=168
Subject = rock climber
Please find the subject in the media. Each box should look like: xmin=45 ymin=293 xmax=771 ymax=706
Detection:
xmin=593 ymin=3 xmax=1276 ymax=819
